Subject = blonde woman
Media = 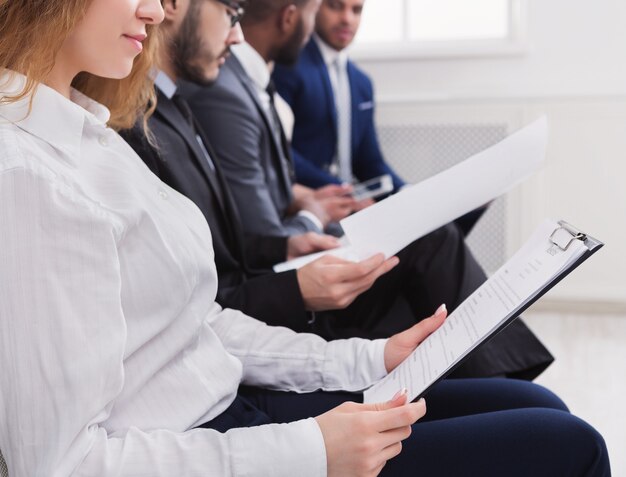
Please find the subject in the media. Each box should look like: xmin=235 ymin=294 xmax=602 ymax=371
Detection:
xmin=0 ymin=0 xmax=611 ymax=476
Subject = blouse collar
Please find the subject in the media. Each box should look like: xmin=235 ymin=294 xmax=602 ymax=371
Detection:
xmin=0 ymin=70 xmax=111 ymax=160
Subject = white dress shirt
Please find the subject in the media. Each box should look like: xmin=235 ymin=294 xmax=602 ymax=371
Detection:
xmin=231 ymin=42 xmax=324 ymax=231
xmin=0 ymin=72 xmax=387 ymax=476
xmin=313 ymin=34 xmax=350 ymax=110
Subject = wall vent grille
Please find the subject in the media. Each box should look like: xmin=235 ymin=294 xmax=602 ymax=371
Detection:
xmin=378 ymin=123 xmax=509 ymax=273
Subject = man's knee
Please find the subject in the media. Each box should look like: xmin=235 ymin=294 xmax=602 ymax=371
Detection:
xmin=400 ymin=223 xmax=463 ymax=263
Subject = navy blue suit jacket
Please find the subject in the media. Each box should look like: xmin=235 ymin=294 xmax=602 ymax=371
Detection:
xmin=273 ymin=39 xmax=404 ymax=191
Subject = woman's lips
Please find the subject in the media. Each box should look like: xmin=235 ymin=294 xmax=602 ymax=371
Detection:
xmin=123 ymin=34 xmax=146 ymax=52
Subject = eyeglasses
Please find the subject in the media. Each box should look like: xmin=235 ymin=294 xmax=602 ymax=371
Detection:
xmin=214 ymin=0 xmax=245 ymax=27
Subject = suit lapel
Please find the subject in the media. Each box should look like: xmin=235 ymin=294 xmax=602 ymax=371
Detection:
xmin=155 ymin=92 xmax=229 ymax=213
xmin=227 ymin=57 xmax=294 ymax=197
xmin=308 ymin=41 xmax=338 ymax=144
xmin=156 ymin=91 xmax=251 ymax=263
xmin=196 ymin=129 xmax=249 ymax=264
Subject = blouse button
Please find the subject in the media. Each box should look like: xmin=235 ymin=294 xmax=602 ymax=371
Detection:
xmin=158 ymin=188 xmax=169 ymax=200
xmin=98 ymin=135 xmax=109 ymax=147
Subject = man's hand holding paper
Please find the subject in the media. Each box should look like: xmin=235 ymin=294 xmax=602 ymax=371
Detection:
xmin=297 ymin=253 xmax=399 ymax=311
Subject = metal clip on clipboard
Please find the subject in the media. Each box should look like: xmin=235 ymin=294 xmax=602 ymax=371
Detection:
xmin=549 ymin=221 xmax=587 ymax=251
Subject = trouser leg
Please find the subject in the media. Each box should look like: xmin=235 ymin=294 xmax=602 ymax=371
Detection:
xmin=420 ymin=377 xmax=569 ymax=420
xmin=205 ymin=380 xmax=609 ymax=476
xmin=382 ymin=408 xmax=610 ymax=477
xmin=239 ymin=378 xmax=568 ymax=425
xmin=387 ymin=380 xmax=609 ymax=476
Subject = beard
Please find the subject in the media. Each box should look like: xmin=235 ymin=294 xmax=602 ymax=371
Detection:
xmin=171 ymin=6 xmax=227 ymax=86
xmin=274 ymin=18 xmax=306 ymax=66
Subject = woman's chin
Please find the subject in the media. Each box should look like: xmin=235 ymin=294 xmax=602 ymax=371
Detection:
xmin=90 ymin=60 xmax=136 ymax=80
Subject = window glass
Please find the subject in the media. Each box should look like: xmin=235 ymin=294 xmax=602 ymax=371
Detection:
xmin=356 ymin=0 xmax=510 ymax=45
xmin=356 ymin=0 xmax=405 ymax=44
xmin=409 ymin=0 xmax=509 ymax=41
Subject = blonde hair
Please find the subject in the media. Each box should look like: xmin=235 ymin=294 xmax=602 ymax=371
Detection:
xmin=0 ymin=0 xmax=160 ymax=130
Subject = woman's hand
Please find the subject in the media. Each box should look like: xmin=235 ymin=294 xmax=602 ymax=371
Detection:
xmin=384 ymin=304 xmax=448 ymax=373
xmin=315 ymin=390 xmax=425 ymax=477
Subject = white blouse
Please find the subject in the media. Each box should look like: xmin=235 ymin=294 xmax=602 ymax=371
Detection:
xmin=0 ymin=74 xmax=387 ymax=477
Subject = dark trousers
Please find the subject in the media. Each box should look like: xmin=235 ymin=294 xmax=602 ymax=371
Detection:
xmin=314 ymin=223 xmax=554 ymax=380
xmin=200 ymin=379 xmax=611 ymax=477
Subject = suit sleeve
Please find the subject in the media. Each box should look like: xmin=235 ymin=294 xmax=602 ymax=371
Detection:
xmin=216 ymin=269 xmax=311 ymax=332
xmin=292 ymin=147 xmax=343 ymax=189
xmin=217 ymin=231 xmax=312 ymax=332
xmin=243 ymin=233 xmax=288 ymax=269
xmin=187 ymin=77 xmax=318 ymax=237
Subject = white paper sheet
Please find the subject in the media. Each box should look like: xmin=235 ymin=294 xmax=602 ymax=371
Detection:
xmin=273 ymin=117 xmax=548 ymax=273
xmin=363 ymin=219 xmax=587 ymax=404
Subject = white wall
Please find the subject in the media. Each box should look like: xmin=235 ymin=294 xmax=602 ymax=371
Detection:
xmin=358 ymin=0 xmax=626 ymax=100
xmin=357 ymin=0 xmax=626 ymax=307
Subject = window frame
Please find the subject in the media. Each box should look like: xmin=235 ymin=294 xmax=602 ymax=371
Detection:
xmin=350 ymin=0 xmax=528 ymax=61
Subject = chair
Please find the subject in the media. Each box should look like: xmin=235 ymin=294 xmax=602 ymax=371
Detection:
xmin=0 ymin=450 xmax=7 ymax=477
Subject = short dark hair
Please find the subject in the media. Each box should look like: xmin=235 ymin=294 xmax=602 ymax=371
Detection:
xmin=215 ymin=0 xmax=247 ymax=11
xmin=241 ymin=0 xmax=309 ymax=24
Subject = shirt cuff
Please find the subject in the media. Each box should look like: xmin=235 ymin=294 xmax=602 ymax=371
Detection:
xmin=297 ymin=210 xmax=323 ymax=233
xmin=227 ymin=418 xmax=326 ymax=477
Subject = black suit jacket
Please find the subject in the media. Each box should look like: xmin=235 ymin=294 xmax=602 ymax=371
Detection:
xmin=121 ymin=91 xmax=310 ymax=331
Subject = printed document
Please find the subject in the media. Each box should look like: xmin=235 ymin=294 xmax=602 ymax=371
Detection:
xmin=363 ymin=219 xmax=588 ymax=404
xmin=274 ymin=117 xmax=548 ymax=272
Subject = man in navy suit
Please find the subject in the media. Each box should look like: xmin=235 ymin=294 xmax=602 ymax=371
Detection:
xmin=273 ymin=0 xmax=486 ymax=233
xmin=273 ymin=0 xmax=403 ymax=193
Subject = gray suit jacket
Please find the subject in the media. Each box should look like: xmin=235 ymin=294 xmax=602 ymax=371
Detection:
xmin=180 ymin=56 xmax=320 ymax=237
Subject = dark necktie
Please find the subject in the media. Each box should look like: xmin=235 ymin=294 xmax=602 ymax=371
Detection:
xmin=265 ymin=80 xmax=295 ymax=182
xmin=172 ymin=93 xmax=196 ymax=131
xmin=171 ymin=92 xmax=215 ymax=172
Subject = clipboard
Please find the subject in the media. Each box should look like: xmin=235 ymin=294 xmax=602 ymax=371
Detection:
xmin=364 ymin=220 xmax=604 ymax=404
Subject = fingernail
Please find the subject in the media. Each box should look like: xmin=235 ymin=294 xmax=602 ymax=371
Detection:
xmin=435 ymin=303 xmax=447 ymax=316
xmin=391 ymin=388 xmax=408 ymax=401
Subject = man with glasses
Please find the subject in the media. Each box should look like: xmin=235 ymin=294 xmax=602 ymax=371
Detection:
xmin=125 ymin=0 xmax=360 ymax=333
